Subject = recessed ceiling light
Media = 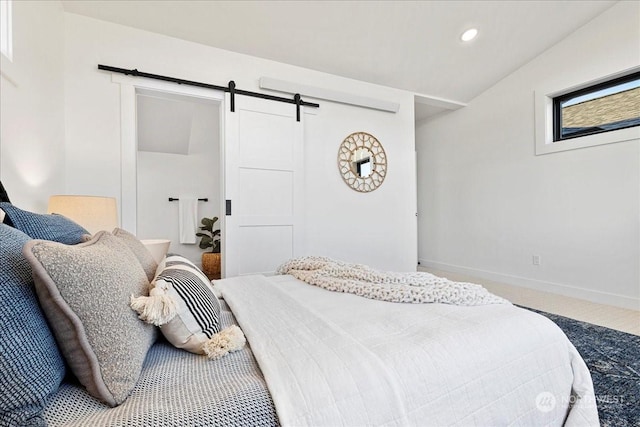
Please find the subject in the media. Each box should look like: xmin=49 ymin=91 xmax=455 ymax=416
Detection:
xmin=461 ymin=28 xmax=478 ymax=42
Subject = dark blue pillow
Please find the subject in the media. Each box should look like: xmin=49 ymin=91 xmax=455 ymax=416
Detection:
xmin=0 ymin=202 xmax=88 ymax=244
xmin=0 ymin=224 xmax=66 ymax=426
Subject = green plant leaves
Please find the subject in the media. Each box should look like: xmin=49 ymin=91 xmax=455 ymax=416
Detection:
xmin=197 ymin=216 xmax=221 ymax=253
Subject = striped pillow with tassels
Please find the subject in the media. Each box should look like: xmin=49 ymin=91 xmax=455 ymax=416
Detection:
xmin=130 ymin=254 xmax=245 ymax=359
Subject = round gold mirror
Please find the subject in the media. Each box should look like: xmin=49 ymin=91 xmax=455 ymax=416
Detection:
xmin=338 ymin=132 xmax=387 ymax=192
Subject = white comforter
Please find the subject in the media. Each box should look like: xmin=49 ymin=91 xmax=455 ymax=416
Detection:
xmin=216 ymin=274 xmax=599 ymax=426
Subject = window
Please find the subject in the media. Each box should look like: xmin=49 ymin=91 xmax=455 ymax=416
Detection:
xmin=553 ymin=71 xmax=640 ymax=141
xmin=0 ymin=0 xmax=12 ymax=61
xmin=535 ymin=68 xmax=640 ymax=155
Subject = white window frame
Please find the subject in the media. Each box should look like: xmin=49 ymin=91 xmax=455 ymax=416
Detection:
xmin=534 ymin=66 xmax=640 ymax=155
xmin=0 ymin=0 xmax=12 ymax=61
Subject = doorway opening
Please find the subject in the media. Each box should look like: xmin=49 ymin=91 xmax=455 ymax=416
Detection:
xmin=135 ymin=88 xmax=222 ymax=270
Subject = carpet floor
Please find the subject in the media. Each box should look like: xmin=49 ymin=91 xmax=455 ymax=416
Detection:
xmin=523 ymin=307 xmax=639 ymax=427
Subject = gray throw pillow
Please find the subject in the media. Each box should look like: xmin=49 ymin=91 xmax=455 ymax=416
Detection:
xmin=23 ymin=232 xmax=157 ymax=407
xmin=112 ymin=228 xmax=158 ymax=281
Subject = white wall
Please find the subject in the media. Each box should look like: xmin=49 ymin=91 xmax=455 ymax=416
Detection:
xmin=136 ymin=98 xmax=220 ymax=265
xmin=416 ymin=1 xmax=639 ymax=309
xmin=0 ymin=0 xmax=66 ymax=212
xmin=63 ymin=13 xmax=417 ymax=272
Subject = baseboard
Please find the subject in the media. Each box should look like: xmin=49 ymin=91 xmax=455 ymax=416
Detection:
xmin=419 ymin=259 xmax=639 ymax=311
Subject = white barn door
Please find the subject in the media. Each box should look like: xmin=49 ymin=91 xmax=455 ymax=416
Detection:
xmin=223 ymin=94 xmax=304 ymax=277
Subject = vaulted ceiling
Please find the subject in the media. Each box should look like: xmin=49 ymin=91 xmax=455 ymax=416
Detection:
xmin=62 ymin=0 xmax=616 ymax=120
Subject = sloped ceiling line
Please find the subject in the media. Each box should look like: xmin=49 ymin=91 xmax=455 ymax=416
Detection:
xmin=64 ymin=1 xmax=617 ymax=120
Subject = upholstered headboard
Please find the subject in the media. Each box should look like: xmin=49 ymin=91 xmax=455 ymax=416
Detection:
xmin=0 ymin=181 xmax=10 ymax=203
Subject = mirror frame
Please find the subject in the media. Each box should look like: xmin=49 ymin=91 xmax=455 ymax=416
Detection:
xmin=337 ymin=132 xmax=387 ymax=193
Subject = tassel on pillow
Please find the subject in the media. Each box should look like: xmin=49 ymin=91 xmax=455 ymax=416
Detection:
xmin=130 ymin=283 xmax=178 ymax=326
xmin=129 ymin=254 xmax=247 ymax=361
xmin=202 ymin=325 xmax=246 ymax=360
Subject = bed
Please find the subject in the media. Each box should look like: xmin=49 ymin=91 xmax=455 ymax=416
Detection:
xmin=215 ymin=273 xmax=599 ymax=426
xmin=1 ymin=196 xmax=599 ymax=426
xmin=35 ymin=271 xmax=599 ymax=426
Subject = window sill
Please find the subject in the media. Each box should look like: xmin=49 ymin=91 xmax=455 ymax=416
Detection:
xmin=535 ymin=122 xmax=639 ymax=155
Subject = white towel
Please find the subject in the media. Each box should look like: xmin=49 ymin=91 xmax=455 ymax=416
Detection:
xmin=178 ymin=196 xmax=198 ymax=244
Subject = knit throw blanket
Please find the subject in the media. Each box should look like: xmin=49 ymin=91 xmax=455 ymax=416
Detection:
xmin=276 ymin=256 xmax=510 ymax=306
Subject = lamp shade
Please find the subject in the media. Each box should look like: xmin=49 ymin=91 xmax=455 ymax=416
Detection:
xmin=48 ymin=195 xmax=119 ymax=235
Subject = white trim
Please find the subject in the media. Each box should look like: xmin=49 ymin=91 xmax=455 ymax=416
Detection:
xmin=0 ymin=0 xmax=12 ymax=61
xmin=534 ymin=66 xmax=640 ymax=155
xmin=111 ymin=73 xmax=224 ymax=234
xmin=119 ymin=84 xmax=136 ymax=232
xmin=419 ymin=259 xmax=639 ymax=311
xmin=259 ymin=76 xmax=400 ymax=113
xmin=111 ymin=73 xmax=225 ymax=101
xmin=414 ymin=93 xmax=466 ymax=111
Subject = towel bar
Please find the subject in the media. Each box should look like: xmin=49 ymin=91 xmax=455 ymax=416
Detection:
xmin=168 ymin=198 xmax=208 ymax=202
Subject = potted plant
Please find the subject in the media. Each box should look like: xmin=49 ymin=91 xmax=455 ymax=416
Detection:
xmin=196 ymin=216 xmax=221 ymax=280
